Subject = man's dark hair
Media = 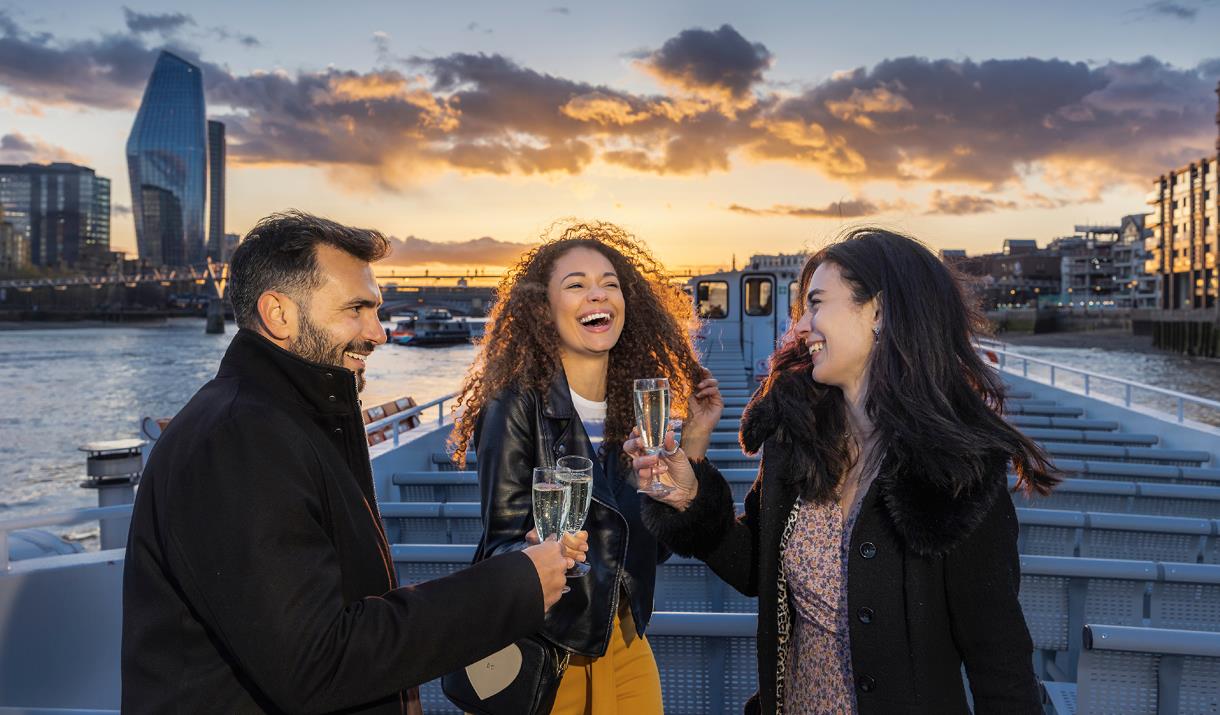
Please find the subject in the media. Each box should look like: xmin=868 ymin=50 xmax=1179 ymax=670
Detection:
xmin=228 ymin=210 xmax=391 ymax=329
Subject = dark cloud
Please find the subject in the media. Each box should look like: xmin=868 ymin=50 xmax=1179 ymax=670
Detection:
xmin=756 ymin=55 xmax=1219 ymax=193
xmin=0 ymin=132 xmax=83 ymax=163
xmin=925 ymin=191 xmax=1019 ymax=215
xmin=0 ymin=132 xmax=33 ymax=152
xmin=385 ymin=235 xmax=535 ymax=266
xmin=1 ymin=12 xmax=1216 ymax=199
xmin=112 ymin=203 xmax=132 ymax=216
xmin=638 ymin=25 xmax=772 ymax=101
xmin=122 ymin=7 xmax=194 ymax=35
xmin=1142 ymin=1 xmax=1199 ymax=19
xmin=466 ymin=22 xmax=492 ymax=34
xmin=728 ymin=197 xmax=904 ymax=219
xmin=210 ymin=26 xmax=260 ymax=47
xmin=0 ymin=10 xmax=20 ymax=38
xmin=0 ymin=18 xmax=225 ymax=109
xmin=547 ymin=7 xmax=571 ymax=14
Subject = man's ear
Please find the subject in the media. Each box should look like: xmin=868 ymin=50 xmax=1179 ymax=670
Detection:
xmin=255 ymin=291 xmax=299 ymax=343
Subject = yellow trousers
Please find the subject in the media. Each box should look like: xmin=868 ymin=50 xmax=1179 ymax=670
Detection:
xmin=549 ymin=608 xmax=664 ymax=715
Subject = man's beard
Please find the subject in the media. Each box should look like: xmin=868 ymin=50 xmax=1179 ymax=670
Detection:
xmin=288 ymin=310 xmax=375 ymax=392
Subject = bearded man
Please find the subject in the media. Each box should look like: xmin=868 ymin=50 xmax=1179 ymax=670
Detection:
xmin=121 ymin=211 xmax=576 ymax=714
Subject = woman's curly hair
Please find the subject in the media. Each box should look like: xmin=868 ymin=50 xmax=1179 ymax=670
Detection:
xmin=450 ymin=221 xmax=704 ymax=466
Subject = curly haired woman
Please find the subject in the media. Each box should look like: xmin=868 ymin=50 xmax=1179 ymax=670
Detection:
xmin=450 ymin=221 xmax=721 ymax=714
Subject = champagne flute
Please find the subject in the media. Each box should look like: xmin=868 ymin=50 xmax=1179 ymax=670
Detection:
xmin=532 ymin=466 xmax=572 ymax=593
xmin=633 ymin=378 xmax=674 ymax=497
xmin=556 ymin=455 xmax=594 ymax=578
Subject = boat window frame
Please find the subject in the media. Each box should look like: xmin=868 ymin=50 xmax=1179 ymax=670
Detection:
xmin=743 ymin=275 xmax=774 ymax=317
xmin=695 ymin=280 xmax=730 ymax=320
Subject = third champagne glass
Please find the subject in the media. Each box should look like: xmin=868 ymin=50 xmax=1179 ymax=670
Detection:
xmin=633 ymin=377 xmax=673 ymax=497
xmin=556 ymin=455 xmax=593 ymax=578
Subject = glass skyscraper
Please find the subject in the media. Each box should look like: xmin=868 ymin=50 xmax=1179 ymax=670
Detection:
xmin=207 ymin=120 xmax=226 ymax=262
xmin=126 ymin=51 xmax=206 ymax=267
xmin=0 ymin=162 xmax=110 ymax=267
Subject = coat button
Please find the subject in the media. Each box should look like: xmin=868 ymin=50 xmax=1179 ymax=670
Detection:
xmin=556 ymin=444 xmax=566 ymax=455
xmin=859 ymin=542 xmax=877 ymax=559
xmin=333 ymin=428 xmax=342 ymax=435
xmin=857 ymin=607 xmax=874 ymax=624
xmin=328 ymin=394 xmax=337 ymax=402
xmin=325 ymin=372 xmax=334 ymax=380
xmin=856 ymin=675 xmax=876 ymax=693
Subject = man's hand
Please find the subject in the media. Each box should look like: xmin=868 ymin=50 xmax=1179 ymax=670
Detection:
xmin=523 ymin=541 xmax=574 ymax=611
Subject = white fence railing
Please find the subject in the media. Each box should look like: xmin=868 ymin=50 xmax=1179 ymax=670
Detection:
xmin=365 ymin=391 xmax=459 ymax=448
xmin=976 ymin=343 xmax=1220 ymax=426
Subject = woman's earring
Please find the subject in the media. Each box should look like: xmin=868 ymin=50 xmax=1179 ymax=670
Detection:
xmin=872 ymin=326 xmax=880 ymax=342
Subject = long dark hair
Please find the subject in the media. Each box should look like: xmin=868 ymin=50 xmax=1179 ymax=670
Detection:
xmin=756 ymin=227 xmax=1058 ymax=502
xmin=450 ymin=221 xmax=703 ymax=465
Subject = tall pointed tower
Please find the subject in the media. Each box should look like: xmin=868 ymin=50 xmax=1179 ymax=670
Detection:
xmin=126 ymin=51 xmax=207 ymax=267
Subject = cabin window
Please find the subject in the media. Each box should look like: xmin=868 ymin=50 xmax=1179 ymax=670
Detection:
xmin=696 ymin=281 xmax=729 ymax=319
xmin=789 ymin=280 xmax=801 ymax=315
xmin=743 ymin=277 xmax=773 ymax=317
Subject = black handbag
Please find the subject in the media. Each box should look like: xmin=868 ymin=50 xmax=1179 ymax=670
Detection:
xmin=440 ymin=635 xmax=570 ymax=715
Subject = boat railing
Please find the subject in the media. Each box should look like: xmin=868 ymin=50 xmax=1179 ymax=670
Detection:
xmin=0 ymin=394 xmax=463 ymax=570
xmin=0 ymin=505 xmax=131 ymax=571
xmin=975 ymin=343 xmax=1220 ymax=425
xmin=365 ymin=391 xmax=460 ymax=448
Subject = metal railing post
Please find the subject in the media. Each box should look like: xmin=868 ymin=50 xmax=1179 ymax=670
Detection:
xmin=1084 ymin=374 xmax=1090 ymax=396
xmin=1125 ymin=384 xmax=1132 ymax=407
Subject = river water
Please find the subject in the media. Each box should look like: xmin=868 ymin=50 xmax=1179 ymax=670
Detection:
xmin=1 ymin=320 xmax=1218 ymax=524
xmin=0 ymin=319 xmax=478 ymax=523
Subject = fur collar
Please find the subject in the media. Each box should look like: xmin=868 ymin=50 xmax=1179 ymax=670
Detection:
xmin=739 ymin=372 xmax=1007 ymax=557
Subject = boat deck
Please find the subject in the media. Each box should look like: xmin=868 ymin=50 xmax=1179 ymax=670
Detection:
xmin=2 ymin=345 xmax=1219 ymax=713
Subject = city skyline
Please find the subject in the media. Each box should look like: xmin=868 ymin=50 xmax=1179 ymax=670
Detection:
xmin=2 ymin=1 xmax=1219 ymax=271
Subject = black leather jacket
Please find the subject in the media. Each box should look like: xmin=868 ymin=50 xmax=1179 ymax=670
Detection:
xmin=473 ymin=368 xmax=670 ymax=657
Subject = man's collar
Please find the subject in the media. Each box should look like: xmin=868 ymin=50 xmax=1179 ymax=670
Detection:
xmin=218 ymin=329 xmax=360 ymax=416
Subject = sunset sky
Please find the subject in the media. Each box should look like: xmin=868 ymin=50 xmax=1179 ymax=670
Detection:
xmin=2 ymin=0 xmax=1218 ymax=272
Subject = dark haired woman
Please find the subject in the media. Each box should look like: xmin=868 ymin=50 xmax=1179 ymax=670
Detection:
xmin=451 ymin=221 xmax=722 ymax=713
xmin=628 ymin=228 xmax=1057 ymax=714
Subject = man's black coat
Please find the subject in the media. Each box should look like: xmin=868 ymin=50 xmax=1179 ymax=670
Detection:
xmin=122 ymin=329 xmax=544 ymax=713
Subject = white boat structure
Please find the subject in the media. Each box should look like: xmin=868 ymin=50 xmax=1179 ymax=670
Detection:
xmin=3 ymin=255 xmax=1220 ymax=714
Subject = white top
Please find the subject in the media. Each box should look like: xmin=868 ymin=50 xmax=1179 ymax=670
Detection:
xmin=569 ymin=389 xmax=607 ymax=449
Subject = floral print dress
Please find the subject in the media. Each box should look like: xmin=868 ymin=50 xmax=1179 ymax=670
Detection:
xmin=780 ymin=484 xmax=872 ymax=715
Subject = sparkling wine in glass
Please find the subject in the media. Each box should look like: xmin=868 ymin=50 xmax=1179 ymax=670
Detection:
xmin=557 ymin=455 xmax=594 ymax=578
xmin=633 ymin=377 xmax=673 ymax=497
xmin=532 ymin=466 xmax=572 ymax=594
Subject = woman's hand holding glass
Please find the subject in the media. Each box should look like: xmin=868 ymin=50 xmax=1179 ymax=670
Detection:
xmin=625 ymin=425 xmax=699 ymax=511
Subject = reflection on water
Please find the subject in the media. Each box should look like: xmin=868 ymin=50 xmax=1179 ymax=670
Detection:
xmin=1 ymin=321 xmax=1217 ymax=521
xmin=0 ymin=319 xmax=476 ymax=519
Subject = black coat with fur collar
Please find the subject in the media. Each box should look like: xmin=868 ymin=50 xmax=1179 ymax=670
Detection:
xmin=642 ymin=385 xmax=1041 ymax=715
